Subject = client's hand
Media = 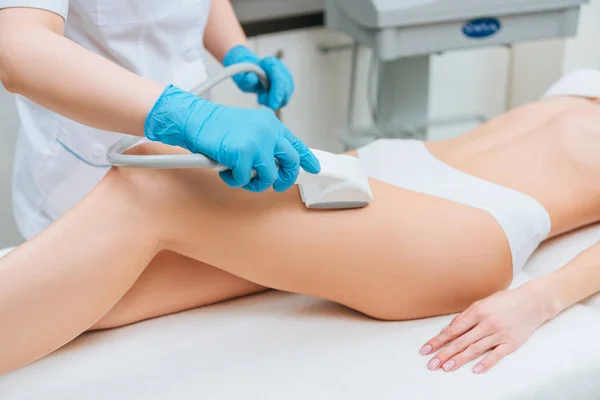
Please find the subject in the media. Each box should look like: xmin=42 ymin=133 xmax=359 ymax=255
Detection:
xmin=418 ymin=284 xmax=559 ymax=374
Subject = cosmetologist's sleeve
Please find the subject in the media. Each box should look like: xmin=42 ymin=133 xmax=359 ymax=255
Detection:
xmin=0 ymin=0 xmax=68 ymax=20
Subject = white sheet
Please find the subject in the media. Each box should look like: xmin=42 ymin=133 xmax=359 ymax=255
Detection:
xmin=1 ymin=225 xmax=600 ymax=400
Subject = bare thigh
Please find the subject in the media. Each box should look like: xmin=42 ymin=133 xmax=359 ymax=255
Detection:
xmin=91 ymin=251 xmax=267 ymax=330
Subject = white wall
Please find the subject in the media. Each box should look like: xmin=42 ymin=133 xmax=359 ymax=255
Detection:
xmin=563 ymin=0 xmax=600 ymax=73
xmin=0 ymin=1 xmax=598 ymax=248
xmin=509 ymin=0 xmax=600 ymax=106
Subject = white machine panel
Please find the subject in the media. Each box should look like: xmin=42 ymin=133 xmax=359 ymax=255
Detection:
xmin=326 ymin=0 xmax=588 ymax=60
xmin=331 ymin=0 xmax=588 ymax=28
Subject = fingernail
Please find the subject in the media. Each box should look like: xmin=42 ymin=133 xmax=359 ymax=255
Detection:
xmin=419 ymin=344 xmax=432 ymax=355
xmin=427 ymin=358 xmax=441 ymax=370
xmin=442 ymin=360 xmax=455 ymax=371
xmin=473 ymin=364 xmax=484 ymax=374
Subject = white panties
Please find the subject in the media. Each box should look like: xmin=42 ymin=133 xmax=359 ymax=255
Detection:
xmin=357 ymin=139 xmax=551 ymax=274
xmin=357 ymin=69 xmax=600 ymax=275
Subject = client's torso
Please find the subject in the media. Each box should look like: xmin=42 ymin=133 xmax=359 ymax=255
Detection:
xmin=427 ymin=96 xmax=600 ymax=238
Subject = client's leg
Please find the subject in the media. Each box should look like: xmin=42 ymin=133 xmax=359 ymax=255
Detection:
xmin=0 ymin=145 xmax=509 ymax=375
xmin=0 ymin=175 xmax=161 ymax=374
xmin=92 ymin=251 xmax=266 ymax=330
xmin=0 ymin=172 xmax=264 ymax=373
xmin=114 ymin=143 xmax=511 ymax=321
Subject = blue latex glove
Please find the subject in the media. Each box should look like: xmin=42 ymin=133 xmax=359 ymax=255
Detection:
xmin=145 ymin=85 xmax=320 ymax=192
xmin=223 ymin=45 xmax=294 ymax=111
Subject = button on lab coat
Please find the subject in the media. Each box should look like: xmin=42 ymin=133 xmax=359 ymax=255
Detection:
xmin=0 ymin=0 xmax=211 ymax=239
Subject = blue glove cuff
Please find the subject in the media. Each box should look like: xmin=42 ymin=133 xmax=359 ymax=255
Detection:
xmin=222 ymin=45 xmax=257 ymax=67
xmin=144 ymin=85 xmax=214 ymax=152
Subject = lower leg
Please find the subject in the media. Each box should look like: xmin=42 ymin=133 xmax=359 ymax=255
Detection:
xmin=91 ymin=250 xmax=267 ymax=330
xmin=0 ymin=171 xmax=160 ymax=374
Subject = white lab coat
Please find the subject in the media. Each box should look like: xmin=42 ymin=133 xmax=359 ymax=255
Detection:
xmin=0 ymin=0 xmax=211 ymax=239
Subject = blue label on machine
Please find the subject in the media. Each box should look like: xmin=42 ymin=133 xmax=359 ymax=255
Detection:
xmin=462 ymin=17 xmax=502 ymax=39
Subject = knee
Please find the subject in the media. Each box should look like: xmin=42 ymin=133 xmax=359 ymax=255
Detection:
xmin=88 ymin=310 xmax=132 ymax=331
xmin=89 ymin=306 xmax=146 ymax=331
xmin=88 ymin=318 xmax=118 ymax=331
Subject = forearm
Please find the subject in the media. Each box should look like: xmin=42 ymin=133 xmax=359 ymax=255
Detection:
xmin=525 ymin=241 xmax=600 ymax=319
xmin=0 ymin=171 xmax=161 ymax=375
xmin=0 ymin=8 xmax=164 ymax=136
xmin=203 ymin=0 xmax=248 ymax=62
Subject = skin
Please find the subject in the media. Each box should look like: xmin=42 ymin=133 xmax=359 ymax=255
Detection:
xmin=203 ymin=0 xmax=249 ymax=61
xmin=421 ymin=283 xmax=555 ymax=374
xmin=2 ymin=96 xmax=600 ymax=376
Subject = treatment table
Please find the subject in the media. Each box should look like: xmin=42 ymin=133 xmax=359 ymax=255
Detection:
xmin=2 ymin=225 xmax=600 ymax=399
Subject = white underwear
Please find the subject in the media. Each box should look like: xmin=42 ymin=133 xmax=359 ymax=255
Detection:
xmin=357 ymin=139 xmax=551 ymax=274
xmin=357 ymin=69 xmax=600 ymax=275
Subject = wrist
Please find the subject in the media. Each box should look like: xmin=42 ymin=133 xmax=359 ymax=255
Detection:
xmin=523 ymin=277 xmax=566 ymax=322
xmin=222 ymin=45 xmax=257 ymax=67
xmin=144 ymin=85 xmax=216 ymax=152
